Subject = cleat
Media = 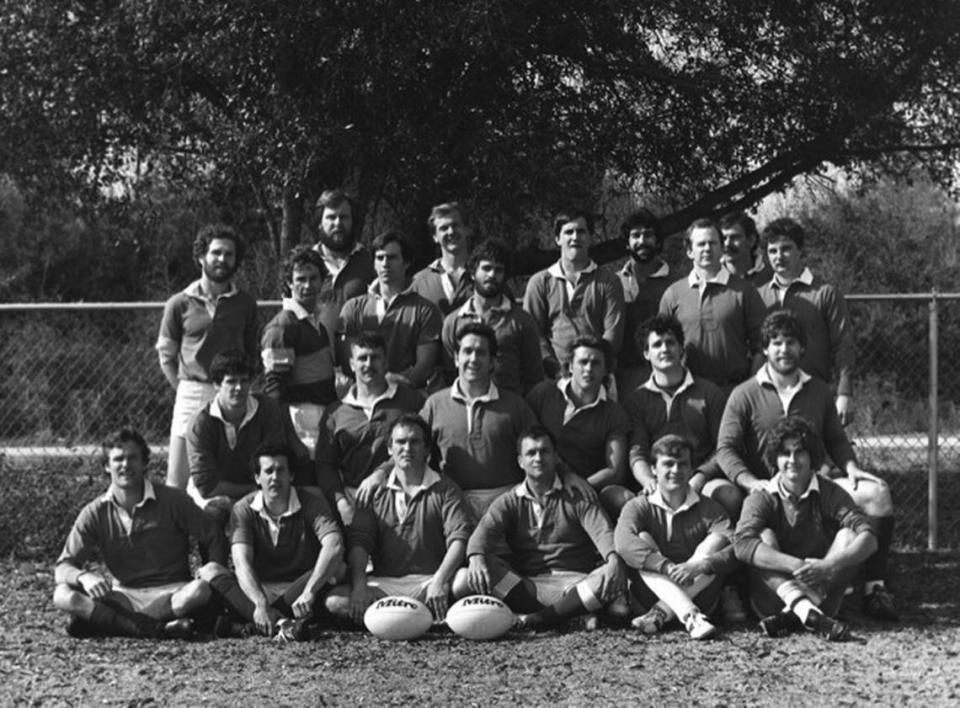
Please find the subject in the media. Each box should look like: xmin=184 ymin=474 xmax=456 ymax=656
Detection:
xmin=577 ymin=613 xmax=599 ymax=631
xmin=274 ymin=618 xmax=310 ymax=642
xmin=161 ymin=617 xmax=196 ymax=640
xmin=759 ymin=611 xmax=803 ymax=638
xmin=862 ymin=586 xmax=899 ymax=622
xmin=607 ymin=592 xmax=632 ymax=619
xmin=631 ymin=605 xmax=669 ymax=635
xmin=803 ymin=610 xmax=851 ymax=642
xmin=213 ymin=616 xmax=257 ymax=639
xmin=720 ymin=585 xmax=748 ymax=624
xmin=683 ymin=609 xmax=717 ymax=640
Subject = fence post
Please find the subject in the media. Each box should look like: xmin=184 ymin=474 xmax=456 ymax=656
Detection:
xmin=928 ymin=290 xmax=939 ymax=551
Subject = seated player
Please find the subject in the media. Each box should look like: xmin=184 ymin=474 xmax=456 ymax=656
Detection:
xmin=261 ymin=246 xmax=338 ymax=455
xmin=420 ymin=321 xmax=540 ymax=520
xmin=717 ymin=309 xmax=898 ymax=619
xmin=525 ymin=336 xmax=631 ymax=515
xmin=454 ymin=426 xmax=628 ymax=630
xmin=187 ymin=351 xmax=311 ymax=526
xmin=614 ymin=435 xmax=737 ymax=640
xmin=337 ymin=230 xmax=443 ymax=391
xmin=440 ymin=238 xmax=544 ymax=393
xmin=53 ymin=429 xmax=229 ymax=639
xmin=213 ymin=444 xmax=345 ymax=640
xmin=733 ymin=416 xmax=878 ymax=641
xmin=325 ymin=414 xmax=473 ymax=624
xmin=315 ymin=332 xmax=425 ymax=524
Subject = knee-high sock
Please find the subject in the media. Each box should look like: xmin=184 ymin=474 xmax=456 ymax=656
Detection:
xmin=208 ymin=573 xmax=256 ymax=621
xmin=88 ymin=602 xmax=160 ymax=638
xmin=863 ymin=515 xmax=894 ymax=585
xmin=503 ymin=582 xmax=542 ymax=614
xmin=639 ymin=570 xmax=714 ymax=622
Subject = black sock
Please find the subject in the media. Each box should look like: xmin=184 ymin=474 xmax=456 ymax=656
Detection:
xmin=89 ymin=603 xmax=160 ymax=638
xmin=208 ymin=573 xmax=256 ymax=621
xmin=863 ymin=515 xmax=894 ymax=584
xmin=503 ymin=583 xmax=542 ymax=614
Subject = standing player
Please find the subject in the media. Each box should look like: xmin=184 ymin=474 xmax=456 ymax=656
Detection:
xmin=658 ymin=218 xmax=765 ymax=391
xmin=53 ymin=429 xmax=228 ymax=638
xmin=410 ymin=202 xmax=473 ymax=315
xmin=312 ymin=189 xmax=376 ymax=343
xmin=314 ymin=332 xmax=425 ymax=524
xmin=523 ymin=208 xmax=625 ymax=379
xmin=440 ymin=238 xmax=544 ymax=393
xmin=717 ymin=310 xmax=898 ymax=620
xmin=615 ymin=208 xmax=676 ymax=393
xmin=337 ymin=230 xmax=442 ymax=390
xmin=615 ymin=435 xmax=737 ymax=640
xmin=758 ymin=217 xmax=855 ymax=425
xmin=525 ymin=337 xmax=630 ymax=509
xmin=734 ymin=416 xmax=878 ymax=640
xmin=261 ymin=246 xmax=337 ymax=457
xmin=215 ymin=444 xmax=345 ymax=640
xmin=156 ymin=224 xmax=257 ymax=490
xmin=325 ymin=414 xmax=473 ymax=623
xmin=719 ymin=211 xmax=772 ymax=285
xmin=454 ymin=426 xmax=627 ymax=630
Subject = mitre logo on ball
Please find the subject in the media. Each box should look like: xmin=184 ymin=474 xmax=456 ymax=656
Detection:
xmin=364 ymin=596 xmax=433 ymax=641
xmin=445 ymin=595 xmax=515 ymax=640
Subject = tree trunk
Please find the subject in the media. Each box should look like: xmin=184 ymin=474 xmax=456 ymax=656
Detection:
xmin=280 ymin=186 xmax=304 ymax=255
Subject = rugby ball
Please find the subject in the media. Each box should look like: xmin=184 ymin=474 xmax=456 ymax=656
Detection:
xmin=445 ymin=595 xmax=515 ymax=640
xmin=363 ymin=596 xmax=433 ymax=640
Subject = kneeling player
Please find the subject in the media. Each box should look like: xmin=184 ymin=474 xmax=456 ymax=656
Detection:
xmin=733 ymin=416 xmax=878 ymax=641
xmin=454 ymin=426 xmax=627 ymax=630
xmin=213 ymin=444 xmax=345 ymax=640
xmin=53 ymin=429 xmax=229 ymax=639
xmin=325 ymin=414 xmax=473 ymax=624
xmin=615 ymin=434 xmax=737 ymax=640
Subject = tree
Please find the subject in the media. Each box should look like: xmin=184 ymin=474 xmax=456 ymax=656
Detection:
xmin=2 ymin=0 xmax=960 ymax=267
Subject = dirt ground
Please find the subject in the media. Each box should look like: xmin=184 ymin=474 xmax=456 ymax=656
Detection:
xmin=2 ymin=552 xmax=959 ymax=707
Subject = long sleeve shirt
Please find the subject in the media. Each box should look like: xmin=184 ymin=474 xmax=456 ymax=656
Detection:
xmin=56 ymin=481 xmax=227 ymax=588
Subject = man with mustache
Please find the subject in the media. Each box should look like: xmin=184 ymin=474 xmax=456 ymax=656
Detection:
xmin=719 ymin=211 xmax=772 ymax=285
xmin=410 ymin=202 xmax=473 ymax=315
xmin=440 ymin=238 xmax=544 ymax=393
xmin=157 ymin=224 xmax=258 ymax=491
xmin=615 ymin=208 xmax=677 ymax=393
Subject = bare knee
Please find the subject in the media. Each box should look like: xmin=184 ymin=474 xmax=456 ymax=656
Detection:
xmin=53 ymin=584 xmax=92 ymax=616
xmin=703 ymin=480 xmax=743 ymax=520
xmin=197 ymin=561 xmax=229 ymax=584
xmin=324 ymin=587 xmax=351 ymax=617
xmin=599 ymin=485 xmax=634 ymax=520
xmin=451 ymin=568 xmax=471 ymax=599
xmin=172 ymin=580 xmax=212 ymax=616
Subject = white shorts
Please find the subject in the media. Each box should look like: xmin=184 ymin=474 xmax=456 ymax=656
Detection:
xmin=367 ymin=574 xmax=434 ymax=602
xmin=261 ymin=581 xmax=294 ymax=605
xmin=110 ymin=581 xmax=188 ymax=619
xmin=170 ymin=380 xmax=216 ymax=438
xmin=288 ymin=403 xmax=326 ymax=458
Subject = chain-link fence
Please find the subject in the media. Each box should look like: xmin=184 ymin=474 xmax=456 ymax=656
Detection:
xmin=1 ymin=296 xmax=958 ymax=550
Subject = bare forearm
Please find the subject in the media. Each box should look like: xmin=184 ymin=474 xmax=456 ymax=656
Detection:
xmin=304 ymin=536 xmax=344 ymax=597
xmin=432 ymin=539 xmax=466 ymax=586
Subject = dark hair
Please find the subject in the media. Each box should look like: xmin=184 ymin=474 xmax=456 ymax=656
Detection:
xmin=455 ymin=321 xmax=499 ymax=360
xmin=467 ymin=238 xmax=512 ymax=279
xmin=718 ymin=211 xmax=760 ymax=255
xmin=761 ymin=309 xmax=806 ymax=349
xmin=281 ymin=246 xmax=325 ymax=297
xmin=209 ymin=350 xmax=254 ymax=384
xmin=371 ymin=229 xmax=412 ymax=263
xmin=762 ymin=217 xmax=806 ymax=251
xmin=193 ymin=224 xmax=246 ymax=264
xmin=650 ymin=434 xmax=693 ymax=465
xmin=636 ymin=314 xmax=685 ymax=352
xmin=516 ymin=425 xmax=557 ymax=454
xmin=684 ymin=217 xmax=720 ymax=248
xmin=553 ymin=208 xmax=594 ymax=237
xmin=388 ymin=413 xmax=431 ymax=445
xmin=763 ymin=415 xmax=825 ymax=474
xmin=249 ymin=442 xmax=295 ymax=479
xmin=101 ymin=428 xmax=150 ymax=466
xmin=427 ymin=202 xmax=463 ymax=234
xmin=620 ymin=208 xmax=664 ymax=248
xmin=348 ymin=331 xmax=387 ymax=356
xmin=314 ymin=189 xmax=356 ymax=217
xmin=568 ymin=335 xmax=613 ymax=373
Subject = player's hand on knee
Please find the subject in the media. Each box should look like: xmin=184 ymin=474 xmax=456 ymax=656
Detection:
xmin=599 ymin=555 xmax=627 ymax=602
xmin=793 ymin=558 xmax=834 ymax=586
xmin=291 ymin=590 xmax=315 ymax=619
xmin=79 ymin=571 xmax=111 ymax=599
xmin=466 ymin=555 xmax=491 ymax=595
xmin=667 ymin=562 xmax=697 ymax=586
xmin=254 ymin=604 xmax=282 ymax=636
xmin=564 ymin=472 xmax=598 ymax=501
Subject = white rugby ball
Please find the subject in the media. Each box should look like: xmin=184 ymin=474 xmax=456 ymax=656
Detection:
xmin=363 ymin=596 xmax=433 ymax=640
xmin=445 ymin=595 xmax=515 ymax=640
